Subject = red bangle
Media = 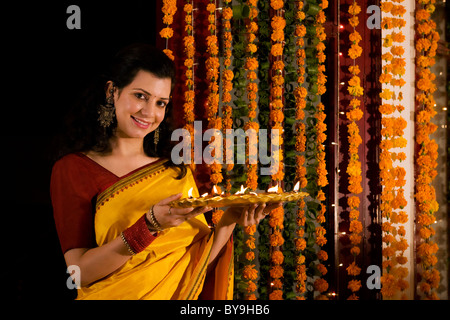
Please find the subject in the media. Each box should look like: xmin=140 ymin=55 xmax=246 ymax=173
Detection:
xmin=121 ymin=214 xmax=157 ymax=255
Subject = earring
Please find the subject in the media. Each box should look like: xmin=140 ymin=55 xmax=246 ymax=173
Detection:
xmin=98 ymin=86 xmax=116 ymax=128
xmin=154 ymin=127 xmax=160 ymax=151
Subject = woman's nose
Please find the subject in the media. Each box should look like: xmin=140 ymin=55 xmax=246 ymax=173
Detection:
xmin=140 ymin=101 xmax=156 ymax=118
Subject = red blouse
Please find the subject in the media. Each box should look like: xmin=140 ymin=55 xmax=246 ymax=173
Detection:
xmin=50 ymin=153 xmax=155 ymax=254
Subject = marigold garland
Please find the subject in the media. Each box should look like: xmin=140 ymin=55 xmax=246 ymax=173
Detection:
xmin=183 ymin=0 xmax=195 ymax=172
xmin=222 ymin=0 xmax=234 ymax=198
xmin=160 ymin=0 xmax=177 ymax=60
xmin=205 ymin=0 xmax=223 ymax=189
xmin=379 ymin=0 xmax=409 ymax=300
xmin=414 ymin=0 xmax=440 ymax=300
xmin=312 ymin=0 xmax=329 ymax=300
xmin=244 ymin=0 xmax=259 ymax=192
xmin=243 ymin=0 xmax=259 ymax=300
xmin=345 ymin=0 xmax=363 ymax=301
xmin=293 ymin=0 xmax=307 ymax=300
xmin=268 ymin=0 xmax=285 ymax=300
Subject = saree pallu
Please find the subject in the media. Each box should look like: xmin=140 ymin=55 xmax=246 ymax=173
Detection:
xmin=76 ymin=159 xmax=234 ymax=300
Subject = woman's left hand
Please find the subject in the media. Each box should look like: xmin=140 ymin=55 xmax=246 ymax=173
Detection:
xmin=220 ymin=202 xmax=283 ymax=227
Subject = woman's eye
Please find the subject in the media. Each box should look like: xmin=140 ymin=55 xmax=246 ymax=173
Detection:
xmin=157 ymin=101 xmax=168 ymax=108
xmin=135 ymin=93 xmax=148 ymax=101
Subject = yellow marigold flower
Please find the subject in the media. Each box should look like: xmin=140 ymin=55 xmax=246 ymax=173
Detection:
xmin=349 ymin=65 xmax=360 ymax=75
xmin=348 ymin=44 xmax=362 ymax=59
xmin=349 ymin=3 xmax=361 ymax=15
xmin=349 ymin=16 xmax=359 ymax=27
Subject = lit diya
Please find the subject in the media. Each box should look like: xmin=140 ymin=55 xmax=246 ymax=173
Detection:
xmin=169 ymin=182 xmax=308 ymax=208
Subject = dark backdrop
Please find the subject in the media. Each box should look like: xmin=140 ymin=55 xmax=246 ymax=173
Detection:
xmin=3 ymin=1 xmax=157 ymax=301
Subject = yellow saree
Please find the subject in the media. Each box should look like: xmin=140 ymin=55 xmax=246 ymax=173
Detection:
xmin=76 ymin=159 xmax=234 ymax=300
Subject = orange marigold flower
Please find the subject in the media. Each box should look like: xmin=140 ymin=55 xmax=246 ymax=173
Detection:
xmin=348 ymin=279 xmax=362 ymax=292
xmin=271 ymin=250 xmax=284 ymax=265
xmin=346 ymin=261 xmax=361 ymax=276
xmin=348 ymin=3 xmax=361 ymax=15
xmin=318 ymin=250 xmax=328 ymax=261
xmin=269 ymin=290 xmax=283 ymax=300
xmin=160 ymin=27 xmax=173 ymax=39
xmin=314 ymin=278 xmax=329 ymax=293
xmin=270 ymin=0 xmax=284 ymax=10
xmin=271 ymin=43 xmax=284 ymax=56
xmin=246 ymin=251 xmax=255 ymax=261
xmin=243 ymin=265 xmax=258 ymax=280
xmin=270 ymin=265 xmax=284 ymax=279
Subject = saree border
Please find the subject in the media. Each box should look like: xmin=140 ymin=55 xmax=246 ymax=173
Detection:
xmin=96 ymin=159 xmax=169 ymax=210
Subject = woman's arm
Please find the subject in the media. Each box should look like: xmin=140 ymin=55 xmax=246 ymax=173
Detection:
xmin=66 ymin=194 xmax=211 ymax=287
xmin=64 ymin=237 xmax=133 ymax=287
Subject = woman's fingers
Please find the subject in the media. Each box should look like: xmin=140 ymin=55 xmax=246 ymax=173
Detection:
xmin=153 ymin=193 xmax=213 ymax=229
xmin=241 ymin=202 xmax=283 ymax=226
xmin=157 ymin=193 xmax=183 ymax=206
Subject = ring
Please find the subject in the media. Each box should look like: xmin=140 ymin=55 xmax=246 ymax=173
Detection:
xmin=168 ymin=207 xmax=172 ymax=215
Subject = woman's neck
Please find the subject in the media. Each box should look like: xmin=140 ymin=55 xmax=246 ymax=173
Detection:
xmin=109 ymin=136 xmax=146 ymax=158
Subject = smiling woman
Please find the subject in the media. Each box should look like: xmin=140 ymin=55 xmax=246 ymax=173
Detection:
xmin=50 ymin=44 xmax=280 ymax=300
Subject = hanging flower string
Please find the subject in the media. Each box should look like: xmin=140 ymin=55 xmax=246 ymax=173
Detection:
xmin=222 ymin=0 xmax=234 ymax=198
xmin=312 ymin=0 xmax=329 ymax=300
xmin=378 ymin=0 xmax=409 ymax=299
xmin=414 ymin=0 xmax=440 ymax=300
xmin=183 ymin=0 xmax=196 ymax=172
xmin=345 ymin=0 xmax=363 ymax=300
xmin=244 ymin=0 xmax=260 ymax=192
xmin=205 ymin=0 xmax=223 ymax=189
xmin=160 ymin=0 xmax=177 ymax=60
xmin=243 ymin=0 xmax=259 ymax=300
xmin=268 ymin=0 xmax=285 ymax=301
xmin=293 ymin=0 xmax=307 ymax=300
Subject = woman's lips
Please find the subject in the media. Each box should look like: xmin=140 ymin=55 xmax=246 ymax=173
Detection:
xmin=131 ymin=116 xmax=151 ymax=129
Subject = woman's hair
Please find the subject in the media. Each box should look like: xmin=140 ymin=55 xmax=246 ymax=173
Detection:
xmin=54 ymin=43 xmax=186 ymax=178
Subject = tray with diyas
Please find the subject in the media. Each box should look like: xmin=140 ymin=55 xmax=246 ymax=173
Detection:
xmin=169 ymin=191 xmax=309 ymax=208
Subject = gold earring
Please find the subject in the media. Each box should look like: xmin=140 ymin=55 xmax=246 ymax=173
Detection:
xmin=154 ymin=127 xmax=160 ymax=151
xmin=98 ymin=86 xmax=115 ymax=128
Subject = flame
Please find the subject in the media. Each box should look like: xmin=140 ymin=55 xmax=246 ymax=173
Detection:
xmin=293 ymin=181 xmax=300 ymax=192
xmin=267 ymin=185 xmax=278 ymax=193
xmin=235 ymin=185 xmax=248 ymax=195
xmin=213 ymin=185 xmax=218 ymax=195
xmin=201 ymin=193 xmax=208 ymax=197
xmin=188 ymin=187 xmax=193 ymax=198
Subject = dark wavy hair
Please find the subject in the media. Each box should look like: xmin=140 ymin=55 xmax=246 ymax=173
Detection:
xmin=54 ymin=43 xmax=186 ymax=178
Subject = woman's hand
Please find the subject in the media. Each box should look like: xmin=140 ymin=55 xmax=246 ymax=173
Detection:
xmin=148 ymin=193 xmax=212 ymax=230
xmin=220 ymin=202 xmax=283 ymax=227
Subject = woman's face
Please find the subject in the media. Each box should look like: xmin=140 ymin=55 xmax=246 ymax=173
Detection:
xmin=109 ymin=70 xmax=171 ymax=139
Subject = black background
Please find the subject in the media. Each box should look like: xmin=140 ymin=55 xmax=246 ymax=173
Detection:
xmin=3 ymin=1 xmax=157 ymax=301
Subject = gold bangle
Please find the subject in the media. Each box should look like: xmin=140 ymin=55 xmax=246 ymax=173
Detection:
xmin=148 ymin=206 xmax=164 ymax=232
xmin=120 ymin=232 xmax=136 ymax=255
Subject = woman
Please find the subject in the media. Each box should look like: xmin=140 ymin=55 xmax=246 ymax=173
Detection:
xmin=51 ymin=44 xmax=279 ymax=300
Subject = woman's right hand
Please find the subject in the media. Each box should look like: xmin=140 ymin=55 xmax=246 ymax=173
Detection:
xmin=148 ymin=193 xmax=212 ymax=230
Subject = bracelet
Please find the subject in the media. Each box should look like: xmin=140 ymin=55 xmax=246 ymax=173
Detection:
xmin=147 ymin=205 xmax=164 ymax=232
xmin=120 ymin=232 xmax=136 ymax=255
xmin=121 ymin=214 xmax=157 ymax=255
